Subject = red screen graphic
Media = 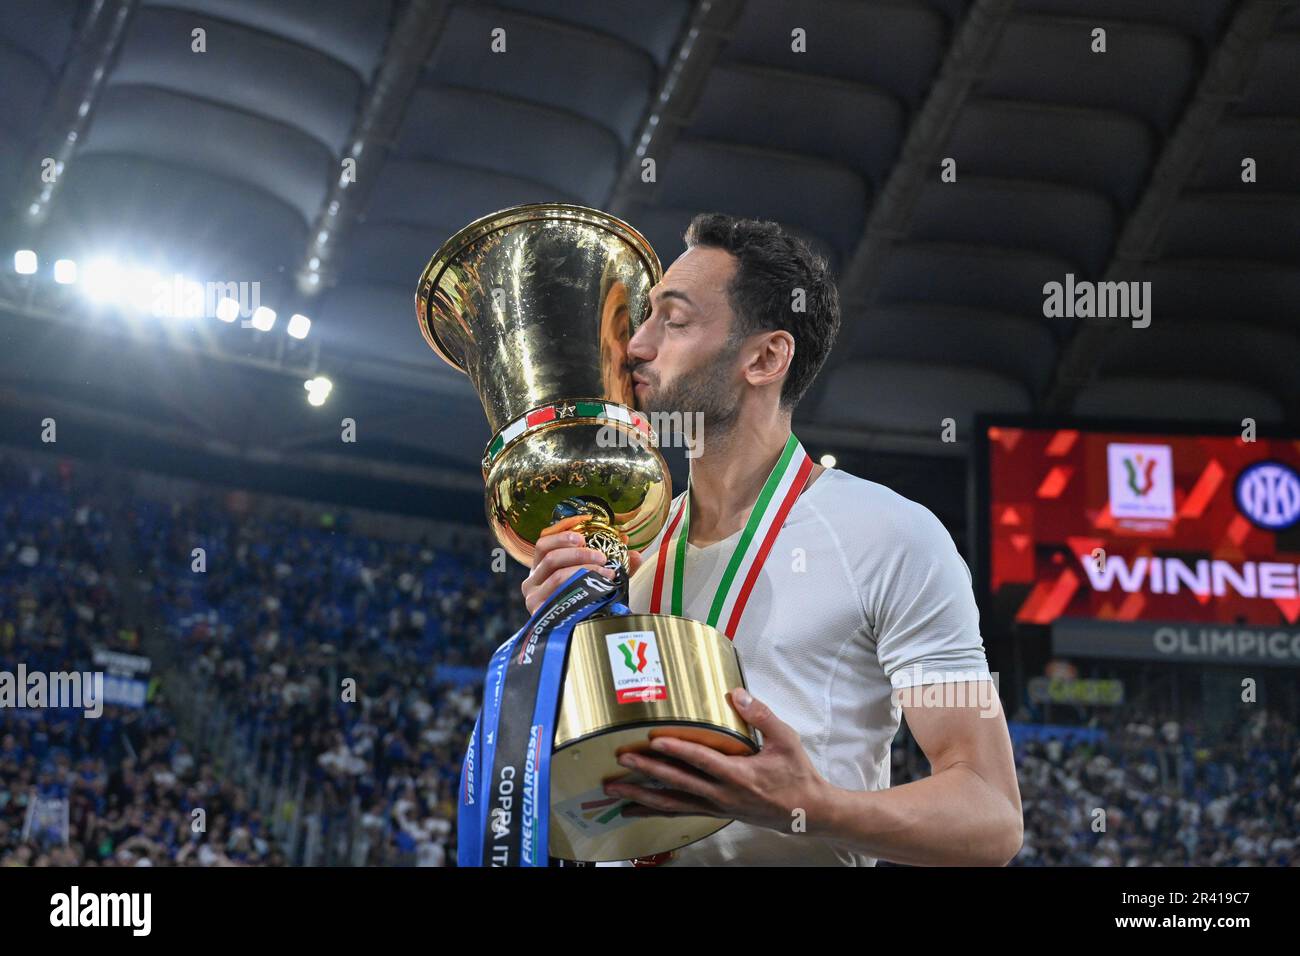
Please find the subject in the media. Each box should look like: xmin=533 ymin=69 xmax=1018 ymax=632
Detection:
xmin=987 ymin=427 xmax=1300 ymax=626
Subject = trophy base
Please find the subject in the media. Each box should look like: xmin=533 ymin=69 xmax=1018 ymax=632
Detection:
xmin=548 ymin=722 xmax=753 ymax=862
xmin=548 ymin=613 xmax=759 ymax=862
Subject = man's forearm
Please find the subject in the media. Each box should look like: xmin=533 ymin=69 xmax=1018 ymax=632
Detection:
xmin=808 ymin=764 xmax=1023 ymax=866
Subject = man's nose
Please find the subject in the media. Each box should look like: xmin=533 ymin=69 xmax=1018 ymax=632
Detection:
xmin=626 ymin=319 xmax=655 ymax=362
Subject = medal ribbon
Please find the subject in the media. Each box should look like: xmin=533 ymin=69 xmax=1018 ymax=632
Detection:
xmin=649 ymin=433 xmax=813 ymax=639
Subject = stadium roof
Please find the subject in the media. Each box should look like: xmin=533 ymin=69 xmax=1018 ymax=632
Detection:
xmin=2 ymin=0 xmax=1298 ymax=512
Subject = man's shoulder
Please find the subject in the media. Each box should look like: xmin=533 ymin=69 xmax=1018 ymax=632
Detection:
xmin=810 ymin=469 xmax=961 ymax=571
xmin=814 ymin=468 xmax=939 ymax=531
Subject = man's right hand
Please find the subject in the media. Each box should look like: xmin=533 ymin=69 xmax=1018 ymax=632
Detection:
xmin=522 ymin=517 xmax=643 ymax=616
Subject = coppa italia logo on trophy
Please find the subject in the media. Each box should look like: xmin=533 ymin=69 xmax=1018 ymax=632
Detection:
xmin=606 ymin=631 xmax=667 ymax=703
xmin=619 ymin=637 xmax=649 ymax=673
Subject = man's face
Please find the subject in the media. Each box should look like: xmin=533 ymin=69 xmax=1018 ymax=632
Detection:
xmin=627 ymin=246 xmax=744 ymax=431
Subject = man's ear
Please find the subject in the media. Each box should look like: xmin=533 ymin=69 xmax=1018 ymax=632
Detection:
xmin=744 ymin=330 xmax=794 ymax=389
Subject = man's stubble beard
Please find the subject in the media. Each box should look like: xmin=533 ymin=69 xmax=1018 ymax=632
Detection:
xmin=640 ymin=336 xmax=743 ymax=454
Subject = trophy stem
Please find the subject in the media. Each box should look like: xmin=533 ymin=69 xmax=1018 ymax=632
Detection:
xmin=551 ymin=495 xmax=630 ymax=575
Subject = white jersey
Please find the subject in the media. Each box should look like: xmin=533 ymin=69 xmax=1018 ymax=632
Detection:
xmin=612 ymin=466 xmax=990 ymax=866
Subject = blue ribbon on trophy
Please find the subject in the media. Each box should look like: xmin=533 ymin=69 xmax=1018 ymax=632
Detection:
xmin=459 ymin=553 xmax=629 ymax=867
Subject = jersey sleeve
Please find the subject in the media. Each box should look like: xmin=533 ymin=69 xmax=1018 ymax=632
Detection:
xmin=857 ymin=495 xmax=991 ymax=689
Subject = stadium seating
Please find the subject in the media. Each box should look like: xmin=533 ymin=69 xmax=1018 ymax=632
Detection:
xmin=2 ymin=449 xmax=1295 ymax=866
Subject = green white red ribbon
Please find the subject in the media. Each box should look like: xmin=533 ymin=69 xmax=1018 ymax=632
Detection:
xmin=649 ymin=433 xmax=813 ymax=639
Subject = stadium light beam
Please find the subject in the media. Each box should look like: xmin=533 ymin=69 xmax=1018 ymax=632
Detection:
xmin=14 ymin=250 xmax=37 ymax=275
xmin=304 ymin=375 xmax=332 ymax=406
xmin=82 ymin=257 xmax=123 ymax=304
xmin=215 ymin=296 xmax=240 ymax=323
xmin=250 ymin=306 xmax=276 ymax=331
xmin=53 ymin=258 xmax=78 ymax=284
xmin=177 ymin=277 xmax=205 ymax=319
xmin=287 ymin=313 xmax=311 ymax=339
xmin=126 ymin=268 xmax=164 ymax=315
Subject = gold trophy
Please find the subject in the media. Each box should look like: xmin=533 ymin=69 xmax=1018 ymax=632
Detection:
xmin=416 ymin=203 xmax=758 ymax=861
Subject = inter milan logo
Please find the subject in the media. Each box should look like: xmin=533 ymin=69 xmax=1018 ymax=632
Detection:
xmin=1235 ymin=461 xmax=1300 ymax=531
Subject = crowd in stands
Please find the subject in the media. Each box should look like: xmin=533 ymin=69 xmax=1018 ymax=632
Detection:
xmin=128 ymin=477 xmax=522 ymax=866
xmin=1014 ymin=708 xmax=1297 ymax=866
xmin=0 ymin=454 xmax=280 ymax=866
xmin=891 ymin=707 xmax=1299 ymax=866
xmin=1 ymin=449 xmax=1296 ymax=866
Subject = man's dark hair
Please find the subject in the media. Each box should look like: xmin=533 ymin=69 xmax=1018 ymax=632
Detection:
xmin=683 ymin=213 xmax=841 ymax=410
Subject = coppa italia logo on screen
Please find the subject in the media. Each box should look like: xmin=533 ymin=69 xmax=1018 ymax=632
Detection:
xmin=605 ymin=631 xmax=667 ymax=703
xmin=987 ymin=427 xmax=1300 ymax=627
xmin=1107 ymin=443 xmax=1174 ymax=523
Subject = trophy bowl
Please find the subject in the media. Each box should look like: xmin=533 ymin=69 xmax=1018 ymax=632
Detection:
xmin=417 ymin=203 xmax=758 ymax=861
xmin=416 ymin=203 xmax=671 ymax=564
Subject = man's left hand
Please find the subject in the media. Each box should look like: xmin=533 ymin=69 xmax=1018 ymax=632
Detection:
xmin=604 ymin=687 xmax=832 ymax=835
